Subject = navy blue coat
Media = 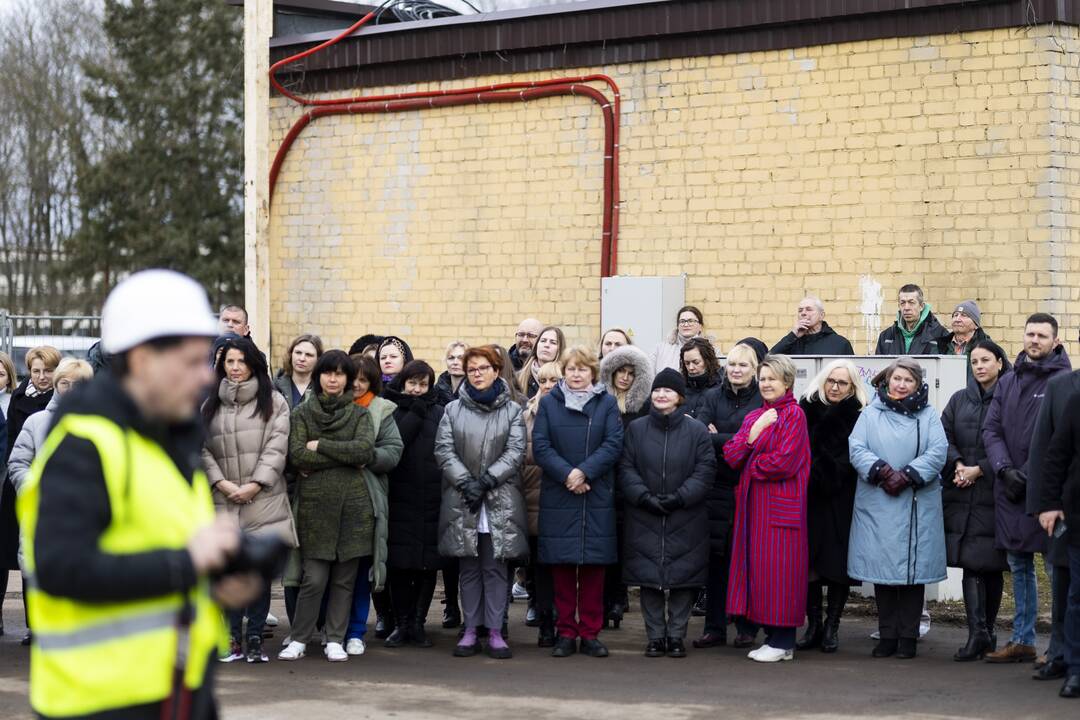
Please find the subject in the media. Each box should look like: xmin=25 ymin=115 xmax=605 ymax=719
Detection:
xmin=533 ymin=385 xmax=624 ymax=565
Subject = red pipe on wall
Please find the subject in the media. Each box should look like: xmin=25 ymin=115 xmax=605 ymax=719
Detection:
xmin=268 ymin=11 xmax=622 ymax=275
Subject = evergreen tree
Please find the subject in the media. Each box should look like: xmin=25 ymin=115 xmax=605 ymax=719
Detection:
xmin=70 ymin=0 xmax=243 ymax=309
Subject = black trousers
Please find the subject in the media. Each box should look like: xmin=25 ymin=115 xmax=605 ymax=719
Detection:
xmin=388 ymin=568 xmax=438 ymax=626
xmin=442 ymin=559 xmax=460 ymax=609
xmin=874 ymin=584 xmax=924 ymax=640
xmin=526 ymin=536 xmax=555 ymax=616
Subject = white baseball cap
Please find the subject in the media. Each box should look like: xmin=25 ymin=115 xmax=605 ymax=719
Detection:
xmin=101 ymin=270 xmax=220 ymax=354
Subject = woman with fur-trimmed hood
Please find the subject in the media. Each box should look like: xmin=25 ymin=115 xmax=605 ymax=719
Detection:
xmin=599 ymin=345 xmax=654 ymax=429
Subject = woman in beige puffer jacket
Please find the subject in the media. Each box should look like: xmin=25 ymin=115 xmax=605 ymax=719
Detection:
xmin=202 ymin=338 xmax=296 ymax=662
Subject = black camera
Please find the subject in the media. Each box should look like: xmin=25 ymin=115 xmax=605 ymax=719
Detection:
xmin=212 ymin=532 xmax=288 ymax=582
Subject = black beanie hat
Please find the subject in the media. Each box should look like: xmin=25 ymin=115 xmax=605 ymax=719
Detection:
xmin=736 ymin=337 xmax=769 ymax=364
xmin=651 ymin=368 xmax=686 ymax=397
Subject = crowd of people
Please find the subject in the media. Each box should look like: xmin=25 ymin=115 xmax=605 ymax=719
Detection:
xmin=0 ymin=282 xmax=1077 ymax=701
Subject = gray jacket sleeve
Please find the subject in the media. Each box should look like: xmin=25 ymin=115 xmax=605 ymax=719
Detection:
xmin=8 ymin=420 xmax=38 ymax=493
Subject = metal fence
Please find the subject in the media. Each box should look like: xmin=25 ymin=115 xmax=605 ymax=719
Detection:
xmin=0 ymin=313 xmax=102 ymax=378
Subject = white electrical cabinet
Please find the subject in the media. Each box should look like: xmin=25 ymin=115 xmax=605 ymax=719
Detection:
xmin=600 ymin=275 xmax=686 ymax=352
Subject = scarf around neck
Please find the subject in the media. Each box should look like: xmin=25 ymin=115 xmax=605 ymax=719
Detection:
xmin=354 ymin=390 xmax=375 ymax=408
xmin=465 ymin=378 xmax=504 ymax=406
xmin=560 ymin=379 xmax=605 ymax=413
xmin=877 ymin=382 xmax=929 ymax=417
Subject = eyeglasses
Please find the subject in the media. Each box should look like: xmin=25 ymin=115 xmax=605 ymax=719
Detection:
xmin=677 ymin=318 xmax=700 ymax=326
xmin=515 ymin=332 xmax=539 ymax=340
xmin=826 ymin=379 xmax=852 ymax=389
xmin=466 ymin=366 xmax=493 ymax=376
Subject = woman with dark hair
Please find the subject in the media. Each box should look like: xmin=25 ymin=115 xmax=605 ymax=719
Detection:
xmin=492 ymin=344 xmax=528 ymax=407
xmin=349 ymin=334 xmax=385 ymax=357
xmin=274 ymin=334 xmax=324 ymax=409
xmin=941 ymin=340 xmax=1011 ymax=661
xmin=849 ymin=357 xmax=948 ymax=660
xmin=202 ymin=337 xmax=296 ymax=664
xmin=652 ymin=305 xmax=708 ymax=372
xmin=680 ymin=337 xmax=720 ymax=420
xmin=383 ymin=360 xmax=445 ymax=648
xmin=344 ymin=353 xmax=403 ymax=652
xmin=378 ymin=336 xmax=414 ymax=384
xmin=436 ymin=345 xmax=528 ymax=659
xmin=280 ymin=351 xmax=378 ymax=663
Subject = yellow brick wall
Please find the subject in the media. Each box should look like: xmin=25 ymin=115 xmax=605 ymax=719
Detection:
xmin=266 ymin=25 xmax=1080 ymax=370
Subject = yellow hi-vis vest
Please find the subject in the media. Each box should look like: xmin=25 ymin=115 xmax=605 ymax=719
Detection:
xmin=16 ymin=414 xmax=225 ymax=718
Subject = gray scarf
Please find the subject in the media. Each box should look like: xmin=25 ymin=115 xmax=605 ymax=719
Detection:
xmin=560 ymin=379 xmax=606 ymax=413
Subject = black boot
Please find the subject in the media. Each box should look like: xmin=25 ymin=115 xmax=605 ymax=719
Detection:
xmin=796 ymin=581 xmax=824 ymax=651
xmin=537 ymin=611 xmax=556 ymax=647
xmin=384 ymin=610 xmax=411 ymax=648
xmin=821 ymin=584 xmax=848 ymax=654
xmin=412 ymin=574 xmax=436 ymax=648
xmin=954 ymin=576 xmax=992 ymax=662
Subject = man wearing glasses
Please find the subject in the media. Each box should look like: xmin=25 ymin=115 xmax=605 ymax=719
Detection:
xmin=510 ymin=318 xmax=543 ymax=371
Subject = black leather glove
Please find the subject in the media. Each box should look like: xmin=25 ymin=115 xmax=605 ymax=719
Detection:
xmin=638 ymin=493 xmax=669 ymax=516
xmin=657 ymin=493 xmax=683 ymax=513
xmin=457 ymin=477 xmax=484 ymax=511
xmin=477 ymin=473 xmax=498 ymax=492
xmin=1002 ymin=468 xmax=1027 ymax=504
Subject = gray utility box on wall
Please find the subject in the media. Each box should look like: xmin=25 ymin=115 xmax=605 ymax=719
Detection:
xmin=600 ymin=276 xmax=686 ymax=353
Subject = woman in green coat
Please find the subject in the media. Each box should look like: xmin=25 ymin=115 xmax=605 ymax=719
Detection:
xmin=279 ymin=351 xmax=377 ymax=663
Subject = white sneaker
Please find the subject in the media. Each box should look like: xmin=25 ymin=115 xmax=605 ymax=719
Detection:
xmin=870 ymin=630 xmax=881 ymax=640
xmin=919 ymin=611 xmax=931 ymax=638
xmin=281 ymin=634 xmax=292 ymax=647
xmin=278 ymin=641 xmax=306 ymax=661
xmin=324 ymin=642 xmax=348 ymax=662
xmin=512 ymin=582 xmax=529 ymax=600
xmin=749 ymin=644 xmax=794 ymax=663
xmin=345 ymin=638 xmax=366 ymax=656
xmin=266 ymin=613 xmax=279 ymax=628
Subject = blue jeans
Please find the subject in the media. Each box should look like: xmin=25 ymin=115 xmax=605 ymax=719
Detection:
xmin=1007 ymin=551 xmax=1037 ymax=646
xmin=346 ymin=556 xmax=373 ymax=641
xmin=1067 ymin=545 xmax=1080 ymax=676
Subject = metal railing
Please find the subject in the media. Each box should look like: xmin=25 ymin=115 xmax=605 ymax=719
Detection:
xmin=0 ymin=312 xmax=102 ymax=378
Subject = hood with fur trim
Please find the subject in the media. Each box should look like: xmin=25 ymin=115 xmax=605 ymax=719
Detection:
xmin=599 ymin=344 xmax=654 ymax=415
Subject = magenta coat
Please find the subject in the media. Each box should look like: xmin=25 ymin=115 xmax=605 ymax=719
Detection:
xmin=723 ymin=391 xmax=811 ymax=628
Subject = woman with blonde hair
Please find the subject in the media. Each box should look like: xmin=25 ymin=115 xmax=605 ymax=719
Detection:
xmin=795 ymin=360 xmax=868 ymax=654
xmin=518 ymin=326 xmax=566 ymax=399
xmin=522 ymin=361 xmax=563 ymax=645
xmin=0 ymin=351 xmax=17 ymax=419
xmin=598 ymin=328 xmax=631 ymax=359
xmin=435 ymin=340 xmax=468 ymax=406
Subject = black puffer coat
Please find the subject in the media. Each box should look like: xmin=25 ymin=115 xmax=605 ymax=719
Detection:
xmin=434 ymin=371 xmax=461 ymax=407
xmin=386 ymin=385 xmax=446 ymax=570
xmin=695 ymin=378 xmax=762 ymax=553
xmin=941 ymin=377 xmax=1008 ymax=572
xmin=1 ymin=380 xmax=53 ymax=570
xmin=619 ymin=407 xmax=715 ymax=589
xmin=800 ymin=393 xmax=862 ymax=585
xmin=683 ymin=372 xmax=719 ymax=420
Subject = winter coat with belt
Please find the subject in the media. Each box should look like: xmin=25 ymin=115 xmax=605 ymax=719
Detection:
xmin=288 ymin=392 xmax=377 ymax=563
xmin=619 ymin=406 xmax=715 ymax=589
xmin=201 ymin=379 xmax=298 ymax=547
xmin=941 ymin=376 xmax=1008 ymax=572
xmin=435 ymin=379 xmax=529 ymax=562
xmin=1 ymin=379 xmax=52 ymax=571
xmin=385 ymin=385 xmax=445 ymax=570
xmin=683 ymin=372 xmax=719 ymax=420
xmin=533 ymin=383 xmax=624 ymax=566
xmin=800 ymin=393 xmax=862 ymax=585
xmin=983 ymin=346 xmax=1070 ymax=554
xmin=696 ymin=378 xmax=762 ymax=554
xmin=771 ymin=322 xmax=854 ymax=356
xmin=1038 ymin=390 xmax=1080 ymax=548
xmin=723 ymin=391 xmax=811 ymax=628
xmin=1027 ymin=369 xmax=1080 ymax=567
xmin=848 ymin=386 xmax=948 ymax=586
xmin=874 ymin=306 xmax=949 ymax=355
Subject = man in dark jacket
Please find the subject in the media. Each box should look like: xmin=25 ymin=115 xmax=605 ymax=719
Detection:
xmin=938 ymin=301 xmax=992 ymax=356
xmin=509 ymin=318 xmax=543 ymax=371
xmin=875 ymin=283 xmax=949 ymax=355
xmin=771 ymin=297 xmax=854 ymax=356
xmin=1036 ymin=390 xmax=1080 ymax=698
xmin=1028 ymin=361 xmax=1080 ymax=681
xmin=983 ymin=313 xmax=1072 ymax=663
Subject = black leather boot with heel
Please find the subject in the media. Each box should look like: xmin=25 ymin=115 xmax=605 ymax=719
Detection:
xmin=954 ymin=575 xmax=992 ymax=661
xmin=796 ymin=581 xmax=824 ymax=651
xmin=821 ymin=584 xmax=848 ymax=653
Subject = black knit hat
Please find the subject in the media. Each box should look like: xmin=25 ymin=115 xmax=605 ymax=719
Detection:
xmin=736 ymin=337 xmax=769 ymax=363
xmin=651 ymin=368 xmax=686 ymax=397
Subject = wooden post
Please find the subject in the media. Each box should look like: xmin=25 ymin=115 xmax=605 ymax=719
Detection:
xmin=243 ymin=0 xmax=272 ymax=357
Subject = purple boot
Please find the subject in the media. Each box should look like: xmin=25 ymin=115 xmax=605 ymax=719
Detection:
xmin=454 ymin=627 xmax=479 ymax=657
xmin=487 ymin=629 xmax=513 ymax=660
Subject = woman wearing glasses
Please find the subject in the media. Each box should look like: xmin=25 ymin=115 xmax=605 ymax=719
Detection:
xmin=652 ymin=305 xmax=708 ymax=372
xmin=435 ymin=345 xmax=528 ymax=659
xmin=796 ymin=360 xmax=867 ymax=654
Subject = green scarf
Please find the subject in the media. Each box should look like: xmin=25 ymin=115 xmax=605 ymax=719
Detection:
xmin=898 ymin=303 xmax=933 ymax=352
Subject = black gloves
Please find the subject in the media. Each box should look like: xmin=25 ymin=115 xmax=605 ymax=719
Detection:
xmin=457 ymin=477 xmax=484 ymax=513
xmin=638 ymin=493 xmax=668 ymax=516
xmin=477 ymin=473 xmax=498 ymax=493
xmin=1002 ymin=468 xmax=1028 ymax=504
xmin=657 ymin=493 xmax=683 ymax=513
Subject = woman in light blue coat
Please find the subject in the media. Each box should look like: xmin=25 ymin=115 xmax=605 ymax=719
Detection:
xmin=848 ymin=357 xmax=947 ymax=661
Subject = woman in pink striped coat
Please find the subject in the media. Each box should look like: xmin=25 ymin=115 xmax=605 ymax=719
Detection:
xmin=723 ymin=354 xmax=812 ymax=663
